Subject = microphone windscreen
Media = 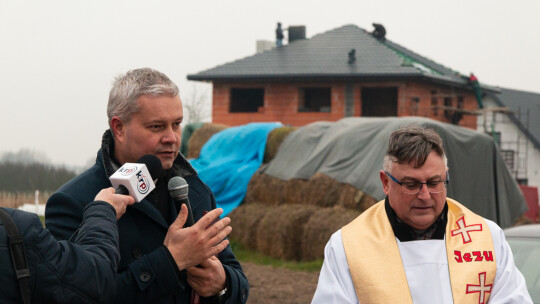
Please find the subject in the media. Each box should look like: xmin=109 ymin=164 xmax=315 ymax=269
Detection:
xmin=168 ymin=176 xmax=188 ymax=200
xmin=137 ymin=154 xmax=163 ymax=180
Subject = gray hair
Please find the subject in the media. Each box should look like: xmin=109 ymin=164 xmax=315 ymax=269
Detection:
xmin=107 ymin=68 xmax=179 ymax=128
xmin=383 ymin=124 xmax=447 ymax=172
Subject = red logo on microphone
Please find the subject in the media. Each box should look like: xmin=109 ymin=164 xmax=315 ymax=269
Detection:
xmin=119 ymin=165 xmax=138 ymax=176
xmin=136 ymin=171 xmax=150 ymax=194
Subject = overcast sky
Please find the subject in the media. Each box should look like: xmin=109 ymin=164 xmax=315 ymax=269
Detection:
xmin=1 ymin=0 xmax=539 ymax=169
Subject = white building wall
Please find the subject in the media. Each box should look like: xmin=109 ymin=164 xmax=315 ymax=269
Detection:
xmin=477 ymin=96 xmax=540 ymax=190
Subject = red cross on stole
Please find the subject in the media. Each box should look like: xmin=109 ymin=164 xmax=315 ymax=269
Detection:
xmin=466 ymin=272 xmax=493 ymax=304
xmin=451 ymin=216 xmax=483 ymax=243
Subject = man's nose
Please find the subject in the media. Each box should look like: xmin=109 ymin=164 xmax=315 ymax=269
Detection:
xmin=417 ymin=183 xmax=431 ymax=199
xmin=162 ymin=127 xmax=178 ymax=143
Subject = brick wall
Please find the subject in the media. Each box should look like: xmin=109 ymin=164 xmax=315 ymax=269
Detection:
xmin=212 ymin=80 xmax=478 ymax=129
xmin=213 ymin=82 xmax=345 ymax=127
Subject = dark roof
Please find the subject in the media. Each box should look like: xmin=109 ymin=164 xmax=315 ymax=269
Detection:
xmin=489 ymin=88 xmax=540 ymax=150
xmin=188 ymin=24 xmax=492 ymax=90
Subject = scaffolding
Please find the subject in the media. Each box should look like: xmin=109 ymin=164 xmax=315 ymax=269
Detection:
xmin=398 ymin=88 xmax=482 ymax=129
xmin=399 ymin=90 xmax=531 ymax=183
xmin=479 ymin=106 xmax=530 ymax=183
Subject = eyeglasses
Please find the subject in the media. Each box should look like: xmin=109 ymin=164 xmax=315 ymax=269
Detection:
xmin=384 ymin=171 xmax=449 ymax=194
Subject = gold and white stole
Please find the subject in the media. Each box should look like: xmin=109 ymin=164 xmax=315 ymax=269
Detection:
xmin=342 ymin=198 xmax=496 ymax=304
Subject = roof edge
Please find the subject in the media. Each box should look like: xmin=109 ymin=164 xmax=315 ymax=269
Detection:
xmin=187 ymin=73 xmax=485 ymax=91
xmin=488 ymin=92 xmax=540 ymax=151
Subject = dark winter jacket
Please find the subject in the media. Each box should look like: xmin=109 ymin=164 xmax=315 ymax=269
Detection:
xmin=0 ymin=201 xmax=119 ymax=303
xmin=45 ymin=130 xmax=249 ymax=303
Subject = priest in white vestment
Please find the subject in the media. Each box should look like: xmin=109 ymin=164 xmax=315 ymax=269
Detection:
xmin=312 ymin=125 xmax=532 ymax=304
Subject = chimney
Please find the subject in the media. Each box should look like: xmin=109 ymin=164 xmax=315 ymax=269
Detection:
xmin=288 ymin=25 xmax=306 ymax=43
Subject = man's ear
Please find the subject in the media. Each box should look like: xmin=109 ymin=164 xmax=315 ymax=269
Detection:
xmin=380 ymin=170 xmax=390 ymax=195
xmin=110 ymin=116 xmax=125 ymax=141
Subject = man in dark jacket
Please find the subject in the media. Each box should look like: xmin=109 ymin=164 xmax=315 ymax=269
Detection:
xmin=46 ymin=67 xmax=249 ymax=303
xmin=1 ymin=188 xmax=134 ymax=303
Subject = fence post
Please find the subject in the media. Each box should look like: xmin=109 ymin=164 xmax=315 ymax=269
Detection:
xmin=35 ymin=190 xmax=39 ymax=214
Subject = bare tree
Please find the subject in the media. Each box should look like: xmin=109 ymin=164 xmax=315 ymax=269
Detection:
xmin=183 ymin=83 xmax=211 ymax=124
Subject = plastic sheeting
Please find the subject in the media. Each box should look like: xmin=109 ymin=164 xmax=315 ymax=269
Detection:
xmin=190 ymin=122 xmax=282 ymax=216
xmin=261 ymin=117 xmax=527 ymax=228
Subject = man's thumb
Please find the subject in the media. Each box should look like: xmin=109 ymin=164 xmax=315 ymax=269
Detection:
xmin=171 ymin=203 xmax=188 ymax=229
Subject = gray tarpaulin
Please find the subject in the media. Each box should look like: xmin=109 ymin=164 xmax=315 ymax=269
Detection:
xmin=261 ymin=117 xmax=527 ymax=228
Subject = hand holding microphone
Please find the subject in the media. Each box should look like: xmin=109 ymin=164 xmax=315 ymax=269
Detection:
xmin=109 ymin=154 xmax=163 ymax=202
xmin=94 ymin=187 xmax=136 ymax=219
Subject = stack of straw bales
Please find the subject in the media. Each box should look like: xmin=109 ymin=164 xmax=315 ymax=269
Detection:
xmin=229 ymin=127 xmax=377 ymax=261
xmin=233 ymin=172 xmax=376 ymax=261
xmin=184 ymin=123 xmax=377 ymax=261
xmin=245 ymin=172 xmax=376 ymax=211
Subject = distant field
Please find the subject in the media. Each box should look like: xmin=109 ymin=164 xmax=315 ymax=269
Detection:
xmin=0 ymin=191 xmax=51 ymax=209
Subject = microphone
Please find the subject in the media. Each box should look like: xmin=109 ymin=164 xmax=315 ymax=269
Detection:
xmin=168 ymin=176 xmax=195 ymax=227
xmin=109 ymin=154 xmax=163 ymax=202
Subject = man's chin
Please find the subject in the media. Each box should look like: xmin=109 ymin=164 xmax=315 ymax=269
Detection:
xmin=161 ymin=161 xmax=174 ymax=171
xmin=155 ymin=152 xmax=177 ymax=168
xmin=410 ymin=216 xmax=437 ymax=230
xmin=155 ymin=157 xmax=173 ymax=170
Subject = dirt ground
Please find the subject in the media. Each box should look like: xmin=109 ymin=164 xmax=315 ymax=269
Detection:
xmin=242 ymin=262 xmax=320 ymax=304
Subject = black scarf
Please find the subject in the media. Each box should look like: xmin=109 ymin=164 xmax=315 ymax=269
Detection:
xmin=385 ymin=197 xmax=448 ymax=242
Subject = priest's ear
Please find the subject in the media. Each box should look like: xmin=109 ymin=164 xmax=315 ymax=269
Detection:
xmin=380 ymin=170 xmax=390 ymax=195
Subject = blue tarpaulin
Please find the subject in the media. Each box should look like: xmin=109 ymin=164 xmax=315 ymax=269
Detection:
xmin=190 ymin=122 xmax=282 ymax=216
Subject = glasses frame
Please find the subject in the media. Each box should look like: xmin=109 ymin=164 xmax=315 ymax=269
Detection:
xmin=384 ymin=170 xmax=450 ymax=194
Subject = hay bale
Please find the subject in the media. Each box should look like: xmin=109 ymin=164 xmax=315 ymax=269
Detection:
xmin=338 ymin=184 xmax=377 ymax=212
xmin=337 ymin=183 xmax=364 ymax=210
xmin=358 ymin=193 xmax=378 ymax=211
xmin=301 ymin=173 xmax=343 ymax=207
xmin=256 ymin=204 xmax=317 ymax=260
xmin=228 ymin=203 xmax=270 ymax=251
xmin=301 ymin=206 xmax=360 ymax=261
xmin=284 ymin=178 xmax=309 ymax=205
xmin=282 ymin=173 xmax=377 ymax=211
xmin=187 ymin=123 xmax=228 ymax=158
xmin=180 ymin=122 xmax=204 ymax=156
xmin=245 ymin=173 xmax=287 ymax=206
xmin=263 ymin=126 xmax=296 ymax=164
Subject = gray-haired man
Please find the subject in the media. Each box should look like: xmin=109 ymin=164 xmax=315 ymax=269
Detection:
xmin=46 ymin=68 xmax=249 ymax=303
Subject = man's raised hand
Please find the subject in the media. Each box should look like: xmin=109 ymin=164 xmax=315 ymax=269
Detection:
xmin=164 ymin=205 xmax=232 ymax=271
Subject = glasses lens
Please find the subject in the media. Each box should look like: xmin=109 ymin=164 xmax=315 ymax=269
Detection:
xmin=400 ymin=182 xmax=419 ymax=194
xmin=400 ymin=181 xmax=446 ymax=194
xmin=401 ymin=187 xmax=420 ymax=194
xmin=427 ymin=182 xmax=445 ymax=193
